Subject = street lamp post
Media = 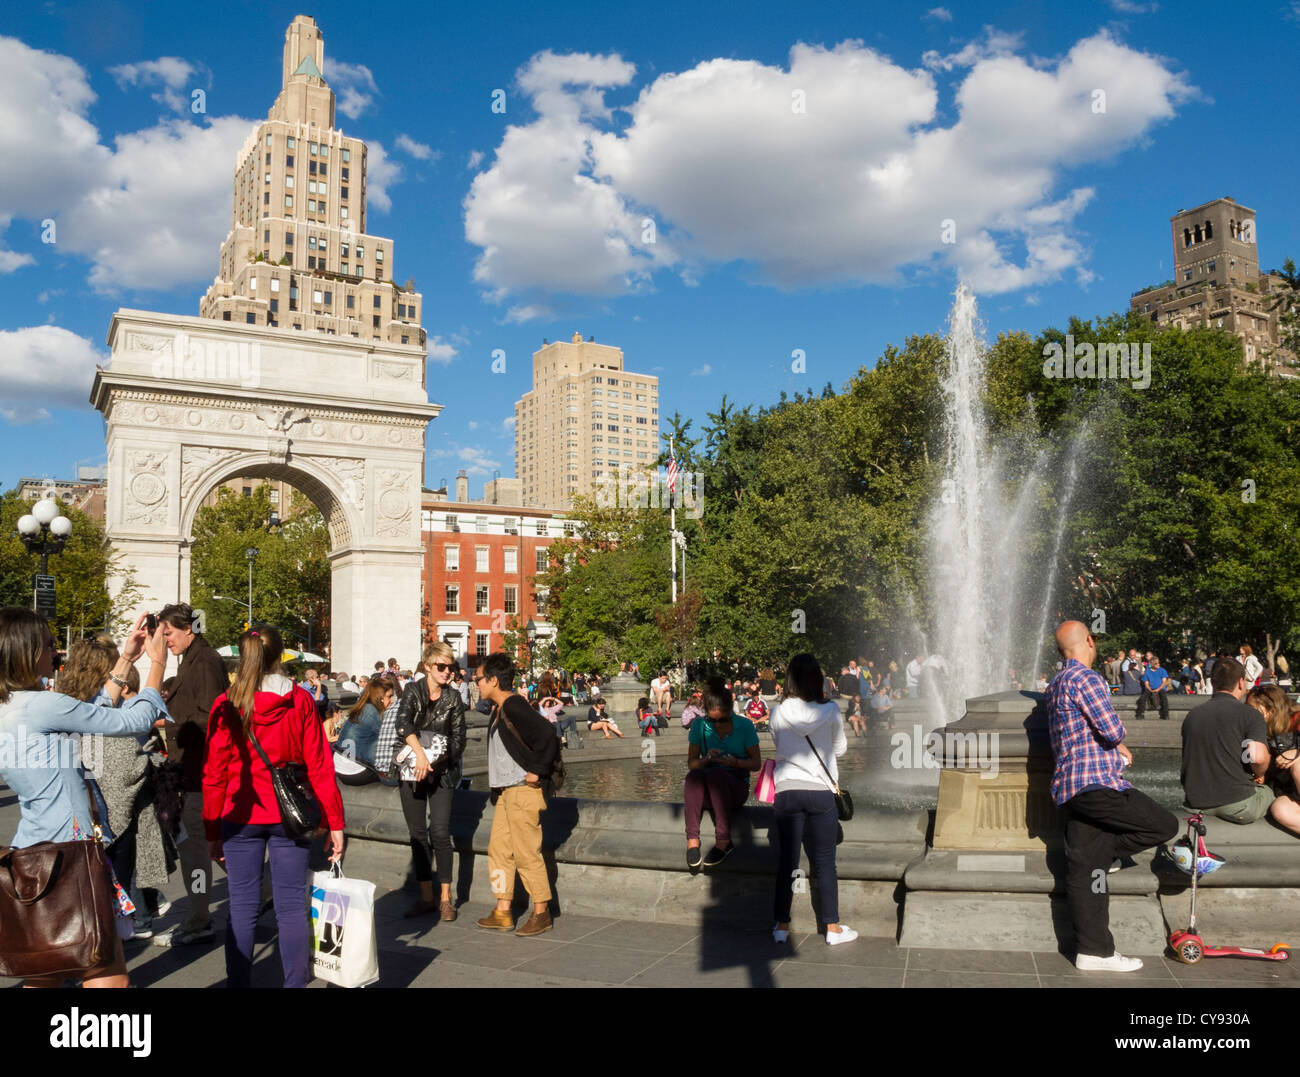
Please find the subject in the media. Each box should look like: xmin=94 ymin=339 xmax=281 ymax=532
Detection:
xmin=16 ymin=496 xmax=73 ymax=616
xmin=525 ymin=617 xmax=537 ymax=681
xmin=245 ymin=547 xmax=259 ymax=626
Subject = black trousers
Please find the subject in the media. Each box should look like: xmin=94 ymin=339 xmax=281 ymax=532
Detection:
xmin=1135 ymin=688 xmax=1168 ymax=720
xmin=399 ymin=769 xmax=455 ymax=884
xmin=1062 ymin=787 xmax=1178 ymax=957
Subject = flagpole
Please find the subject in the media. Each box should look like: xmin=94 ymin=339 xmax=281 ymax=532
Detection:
xmin=669 ymin=435 xmax=677 ymax=604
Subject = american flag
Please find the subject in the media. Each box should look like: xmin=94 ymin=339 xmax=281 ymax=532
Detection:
xmin=667 ymin=442 xmax=678 ymax=498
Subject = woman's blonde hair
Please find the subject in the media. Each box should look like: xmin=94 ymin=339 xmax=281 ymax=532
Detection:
xmin=1246 ymin=684 xmax=1293 ymax=738
xmin=419 ymin=641 xmax=455 ymax=672
xmin=0 ymin=607 xmax=51 ymax=704
xmin=62 ymin=638 xmax=119 ymax=703
xmin=228 ymin=624 xmax=283 ymax=735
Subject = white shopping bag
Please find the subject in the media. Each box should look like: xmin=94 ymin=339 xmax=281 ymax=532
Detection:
xmin=309 ymin=863 xmax=379 ymax=988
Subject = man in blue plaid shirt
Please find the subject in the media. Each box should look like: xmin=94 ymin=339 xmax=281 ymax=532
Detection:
xmin=1047 ymin=620 xmax=1178 ymax=972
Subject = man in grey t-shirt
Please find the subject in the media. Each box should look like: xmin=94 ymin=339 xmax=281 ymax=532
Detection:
xmin=1180 ymin=656 xmax=1273 ymax=824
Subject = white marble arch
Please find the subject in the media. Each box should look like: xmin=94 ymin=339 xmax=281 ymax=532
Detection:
xmin=92 ymin=309 xmax=442 ymax=675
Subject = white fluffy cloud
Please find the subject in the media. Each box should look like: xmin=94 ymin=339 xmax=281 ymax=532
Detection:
xmin=429 ymin=445 xmax=502 ymax=477
xmin=364 ymin=141 xmax=401 ymax=213
xmin=395 ymin=134 xmax=438 ymax=161
xmin=64 ymin=116 xmax=256 ymax=292
xmin=0 ymin=326 xmax=105 ymax=416
xmin=466 ymin=33 xmax=1194 ymax=300
xmin=426 ymin=337 xmax=457 ymax=362
xmin=326 ymin=60 xmax=379 ymax=120
xmin=109 ymin=57 xmax=208 ymax=113
xmin=0 ymin=35 xmax=255 ymax=293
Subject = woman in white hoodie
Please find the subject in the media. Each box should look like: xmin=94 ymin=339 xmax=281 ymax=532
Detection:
xmin=769 ymin=653 xmax=856 ymax=946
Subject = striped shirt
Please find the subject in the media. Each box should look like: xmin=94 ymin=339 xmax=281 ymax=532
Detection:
xmin=1046 ymin=657 xmax=1131 ymax=805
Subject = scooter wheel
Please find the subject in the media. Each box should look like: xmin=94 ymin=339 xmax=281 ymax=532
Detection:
xmin=1175 ymin=938 xmax=1203 ymax=965
xmin=1270 ymin=943 xmax=1290 ymax=958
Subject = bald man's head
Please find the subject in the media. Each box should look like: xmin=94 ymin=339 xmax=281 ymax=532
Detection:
xmin=1056 ymin=620 xmax=1093 ymax=663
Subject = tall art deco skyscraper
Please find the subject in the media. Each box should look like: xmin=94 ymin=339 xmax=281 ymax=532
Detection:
xmin=200 ymin=15 xmax=425 ymax=347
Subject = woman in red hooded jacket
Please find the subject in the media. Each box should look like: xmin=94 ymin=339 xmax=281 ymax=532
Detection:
xmin=203 ymin=624 xmax=345 ymax=988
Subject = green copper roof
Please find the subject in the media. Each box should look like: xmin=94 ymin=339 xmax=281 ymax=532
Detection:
xmin=293 ymin=54 xmax=322 ymax=79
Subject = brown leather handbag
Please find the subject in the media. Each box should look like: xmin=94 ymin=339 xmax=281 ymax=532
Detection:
xmin=0 ymin=788 xmax=118 ymax=979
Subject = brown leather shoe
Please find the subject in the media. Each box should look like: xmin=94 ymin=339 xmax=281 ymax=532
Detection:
xmin=515 ymin=910 xmax=553 ymax=937
xmin=440 ymin=900 xmax=457 ymax=922
xmin=475 ymin=908 xmax=515 ymax=931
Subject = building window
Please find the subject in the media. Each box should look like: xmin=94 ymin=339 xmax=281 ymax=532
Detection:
xmin=286 ymin=136 xmax=295 ymax=149
xmin=373 ymin=295 xmax=381 ymax=308
xmin=445 ymin=513 xmax=457 ymax=530
xmin=504 ymin=547 xmax=517 ymax=573
xmin=536 ymin=548 xmax=548 ymax=573
xmin=475 ymin=631 xmax=489 ymax=657
xmin=346 ymin=294 xmax=354 ymax=309
xmin=504 ymin=586 xmax=518 ymax=615
xmin=372 ymin=315 xmax=380 ymax=328
xmin=245 ymin=313 xmax=256 ymax=324
xmin=445 ymin=545 xmax=459 ymax=571
xmin=286 ymin=155 xmax=294 ymax=168
xmin=475 ymin=516 xmax=488 ymax=534
xmin=342 ymin=148 xmax=351 ymax=162
xmin=475 ymin=585 xmax=489 ymax=614
xmin=270 ymin=277 xmax=279 ymax=292
xmin=536 ymin=588 xmax=549 ymax=614
xmin=284 ymin=194 xmax=293 ymax=208
xmin=476 ymin=546 xmax=489 ymax=572
xmin=445 ymin=585 xmax=459 ymax=613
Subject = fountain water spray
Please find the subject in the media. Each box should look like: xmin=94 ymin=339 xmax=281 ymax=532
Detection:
xmin=923 ymin=285 xmax=1085 ymax=725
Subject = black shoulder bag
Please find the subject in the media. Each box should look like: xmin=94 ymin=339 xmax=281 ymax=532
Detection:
xmin=247 ymin=725 xmax=322 ymax=840
xmin=804 ymin=735 xmax=853 ymax=822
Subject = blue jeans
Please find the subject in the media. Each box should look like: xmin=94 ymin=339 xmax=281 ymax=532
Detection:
xmin=772 ymin=789 xmax=840 ymax=924
xmin=221 ymin=820 xmax=313 ymax=988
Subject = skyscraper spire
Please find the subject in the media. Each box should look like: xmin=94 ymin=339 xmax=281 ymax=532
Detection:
xmin=200 ymin=15 xmax=425 ymax=350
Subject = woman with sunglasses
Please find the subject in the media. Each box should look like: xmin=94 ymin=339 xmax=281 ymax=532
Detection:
xmin=684 ymin=676 xmax=762 ymax=869
xmin=394 ymin=641 xmax=467 ymax=920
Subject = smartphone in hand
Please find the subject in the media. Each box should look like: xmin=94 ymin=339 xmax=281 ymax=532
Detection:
xmin=145 ymin=612 xmax=158 ymax=633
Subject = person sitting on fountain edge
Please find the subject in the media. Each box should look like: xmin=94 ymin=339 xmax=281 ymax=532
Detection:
xmin=1046 ymin=620 xmax=1178 ymax=973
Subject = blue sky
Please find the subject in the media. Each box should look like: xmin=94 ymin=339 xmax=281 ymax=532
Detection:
xmin=0 ymin=0 xmax=1296 ymax=493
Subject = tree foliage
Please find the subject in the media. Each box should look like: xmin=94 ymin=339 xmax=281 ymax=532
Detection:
xmin=190 ymin=485 xmax=330 ymax=650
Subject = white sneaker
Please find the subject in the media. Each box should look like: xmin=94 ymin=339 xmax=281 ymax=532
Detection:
xmin=1075 ymin=951 xmax=1143 ymax=972
xmin=773 ymin=926 xmax=790 ymax=943
xmin=825 ymin=926 xmax=859 ymax=946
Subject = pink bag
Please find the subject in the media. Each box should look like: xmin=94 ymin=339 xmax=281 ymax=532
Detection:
xmin=753 ymin=758 xmax=776 ymax=804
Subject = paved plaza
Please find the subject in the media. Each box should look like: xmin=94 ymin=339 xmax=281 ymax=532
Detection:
xmin=1 ymin=781 xmax=1294 ymax=989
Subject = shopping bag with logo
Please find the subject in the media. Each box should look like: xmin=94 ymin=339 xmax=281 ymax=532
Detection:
xmin=753 ymin=758 xmax=776 ymax=804
xmin=309 ymin=863 xmax=378 ymax=988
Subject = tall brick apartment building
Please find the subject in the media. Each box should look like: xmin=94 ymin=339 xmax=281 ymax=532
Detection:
xmin=419 ymin=471 xmax=576 ymax=669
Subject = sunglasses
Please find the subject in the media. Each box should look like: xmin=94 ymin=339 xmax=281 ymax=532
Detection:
xmin=431 ymin=662 xmax=453 ymax=672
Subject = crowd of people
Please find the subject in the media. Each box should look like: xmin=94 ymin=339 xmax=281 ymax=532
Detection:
xmin=5 ymin=598 xmax=1296 ymax=987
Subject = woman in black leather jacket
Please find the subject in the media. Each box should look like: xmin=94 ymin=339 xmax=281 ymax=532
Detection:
xmin=394 ymin=641 xmax=467 ymax=920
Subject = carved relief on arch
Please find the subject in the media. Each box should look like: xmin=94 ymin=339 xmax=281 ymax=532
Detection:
xmin=124 ymin=450 xmax=169 ymax=526
xmin=375 ymin=468 xmax=415 ymax=538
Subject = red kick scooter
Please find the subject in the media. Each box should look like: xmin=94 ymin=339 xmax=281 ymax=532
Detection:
xmin=1167 ymin=814 xmax=1290 ymax=964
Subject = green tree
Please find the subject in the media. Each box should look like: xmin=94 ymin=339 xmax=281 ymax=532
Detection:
xmin=0 ymin=491 xmax=143 ymax=641
xmin=190 ymin=485 xmax=330 ymax=649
